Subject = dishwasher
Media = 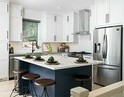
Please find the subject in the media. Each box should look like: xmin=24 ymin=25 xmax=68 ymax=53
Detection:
xmin=9 ymin=54 xmax=25 ymax=80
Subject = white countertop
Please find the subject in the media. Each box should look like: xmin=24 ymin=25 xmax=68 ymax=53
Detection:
xmin=15 ymin=54 xmax=102 ymax=70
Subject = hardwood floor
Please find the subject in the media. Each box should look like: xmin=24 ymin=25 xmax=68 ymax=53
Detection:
xmin=0 ymin=80 xmax=32 ymax=97
xmin=0 ymin=80 xmax=102 ymax=97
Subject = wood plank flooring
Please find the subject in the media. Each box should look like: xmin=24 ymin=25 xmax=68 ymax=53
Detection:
xmin=0 ymin=80 xmax=102 ymax=97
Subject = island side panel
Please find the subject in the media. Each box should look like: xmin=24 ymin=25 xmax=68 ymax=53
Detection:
xmin=55 ymin=65 xmax=92 ymax=97
xmin=18 ymin=60 xmax=56 ymax=97
xmin=29 ymin=63 xmax=56 ymax=97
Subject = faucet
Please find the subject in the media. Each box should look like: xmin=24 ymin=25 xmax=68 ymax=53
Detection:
xmin=31 ymin=40 xmax=40 ymax=53
xmin=31 ymin=40 xmax=35 ymax=53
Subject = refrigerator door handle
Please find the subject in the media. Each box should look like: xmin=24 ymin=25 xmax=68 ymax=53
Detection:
xmin=102 ymin=34 xmax=106 ymax=59
xmin=102 ymin=34 xmax=107 ymax=59
xmin=104 ymin=35 xmax=108 ymax=59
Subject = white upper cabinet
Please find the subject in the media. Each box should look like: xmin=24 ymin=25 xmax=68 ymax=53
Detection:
xmin=95 ymin=0 xmax=109 ymax=26
xmin=10 ymin=5 xmax=23 ymax=17
xmin=63 ymin=12 xmax=78 ymax=42
xmin=42 ymin=13 xmax=63 ymax=42
xmin=0 ymin=2 xmax=9 ymax=13
xmin=10 ymin=5 xmax=23 ymax=41
xmin=95 ymin=0 xmax=123 ymax=27
xmin=0 ymin=12 xmax=9 ymax=41
xmin=109 ymin=0 xmax=123 ymax=24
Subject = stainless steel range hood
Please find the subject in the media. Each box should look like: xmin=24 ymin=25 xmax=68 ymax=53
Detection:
xmin=73 ymin=9 xmax=91 ymax=35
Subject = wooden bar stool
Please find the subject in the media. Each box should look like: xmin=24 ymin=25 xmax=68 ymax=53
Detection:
xmin=22 ymin=73 xmax=40 ymax=97
xmin=35 ymin=78 xmax=55 ymax=97
xmin=74 ymin=75 xmax=91 ymax=86
xmin=10 ymin=69 xmax=27 ymax=97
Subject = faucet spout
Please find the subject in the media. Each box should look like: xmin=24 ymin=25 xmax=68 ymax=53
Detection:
xmin=31 ymin=40 xmax=35 ymax=53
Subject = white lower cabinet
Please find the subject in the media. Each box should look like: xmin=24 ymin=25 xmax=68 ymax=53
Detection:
xmin=0 ymin=42 xmax=8 ymax=60
xmin=0 ymin=60 xmax=8 ymax=80
xmin=0 ymin=1 xmax=9 ymax=80
xmin=0 ymin=41 xmax=9 ymax=80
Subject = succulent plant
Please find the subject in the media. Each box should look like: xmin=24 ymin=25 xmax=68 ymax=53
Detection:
xmin=25 ymin=54 xmax=31 ymax=58
xmin=48 ymin=56 xmax=54 ymax=63
xmin=35 ymin=56 xmax=41 ymax=60
xmin=78 ymin=54 xmax=84 ymax=62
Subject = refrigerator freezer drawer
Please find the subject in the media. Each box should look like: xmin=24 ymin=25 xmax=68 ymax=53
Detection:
xmin=94 ymin=65 xmax=121 ymax=86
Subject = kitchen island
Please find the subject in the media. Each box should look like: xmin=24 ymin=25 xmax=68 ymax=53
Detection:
xmin=15 ymin=54 xmax=102 ymax=97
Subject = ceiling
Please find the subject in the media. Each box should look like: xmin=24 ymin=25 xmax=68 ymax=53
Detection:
xmin=10 ymin=0 xmax=95 ymax=14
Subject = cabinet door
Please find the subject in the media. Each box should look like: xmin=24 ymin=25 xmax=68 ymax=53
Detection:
xmin=96 ymin=0 xmax=105 ymax=26
xmin=10 ymin=17 xmax=22 ymax=41
xmin=10 ymin=5 xmax=22 ymax=17
xmin=10 ymin=5 xmax=23 ymax=41
xmin=109 ymin=0 xmax=123 ymax=24
xmin=46 ymin=21 xmax=55 ymax=42
xmin=0 ymin=41 xmax=8 ymax=60
xmin=0 ymin=2 xmax=8 ymax=13
xmin=0 ymin=60 xmax=9 ymax=79
xmin=63 ymin=15 xmax=68 ymax=42
xmin=55 ymin=22 xmax=63 ymax=42
xmin=0 ymin=13 xmax=9 ymax=41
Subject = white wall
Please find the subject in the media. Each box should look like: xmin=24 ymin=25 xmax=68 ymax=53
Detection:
xmin=69 ymin=36 xmax=93 ymax=53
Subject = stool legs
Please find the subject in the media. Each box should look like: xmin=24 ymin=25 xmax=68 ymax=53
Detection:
xmin=10 ymin=79 xmax=24 ymax=97
xmin=40 ymin=87 xmax=49 ymax=97
xmin=23 ymin=80 xmax=38 ymax=97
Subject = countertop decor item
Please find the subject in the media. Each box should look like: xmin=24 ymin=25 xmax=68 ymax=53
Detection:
xmin=34 ymin=56 xmax=45 ymax=61
xmin=46 ymin=56 xmax=59 ymax=65
xmin=57 ymin=43 xmax=69 ymax=52
xmin=24 ymin=54 xmax=33 ymax=59
xmin=75 ymin=54 xmax=88 ymax=63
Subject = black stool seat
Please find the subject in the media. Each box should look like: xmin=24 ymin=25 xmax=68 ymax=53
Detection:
xmin=13 ymin=69 xmax=27 ymax=74
xmin=22 ymin=73 xmax=40 ymax=80
xmin=74 ymin=75 xmax=91 ymax=81
xmin=35 ymin=78 xmax=55 ymax=97
xmin=10 ymin=69 xmax=27 ymax=97
xmin=74 ymin=75 xmax=91 ymax=87
xmin=22 ymin=73 xmax=40 ymax=97
xmin=35 ymin=78 xmax=55 ymax=86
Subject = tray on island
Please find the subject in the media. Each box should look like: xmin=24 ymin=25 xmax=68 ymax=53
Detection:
xmin=74 ymin=60 xmax=88 ymax=64
xmin=34 ymin=58 xmax=45 ymax=62
xmin=46 ymin=61 xmax=60 ymax=65
xmin=24 ymin=56 xmax=33 ymax=59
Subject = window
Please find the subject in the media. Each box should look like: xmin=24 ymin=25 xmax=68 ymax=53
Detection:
xmin=22 ymin=19 xmax=39 ymax=48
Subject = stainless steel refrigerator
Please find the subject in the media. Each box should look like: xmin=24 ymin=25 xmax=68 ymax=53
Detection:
xmin=93 ymin=25 xmax=123 ymax=86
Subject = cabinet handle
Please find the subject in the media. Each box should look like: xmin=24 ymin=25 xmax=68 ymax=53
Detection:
xmin=67 ymin=35 xmax=69 ymax=41
xmin=54 ymin=35 xmax=56 ymax=41
xmin=67 ymin=16 xmax=69 ymax=22
xmin=7 ymin=4 xmax=9 ymax=12
xmin=105 ymin=14 xmax=109 ymax=23
xmin=54 ymin=16 xmax=57 ymax=22
xmin=7 ymin=30 xmax=8 ymax=39
xmin=21 ymin=9 xmax=23 ymax=17
xmin=7 ymin=43 xmax=8 ymax=51
xmin=20 ymin=33 xmax=23 ymax=40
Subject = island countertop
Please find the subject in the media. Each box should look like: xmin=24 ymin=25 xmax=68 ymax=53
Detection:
xmin=15 ymin=54 xmax=102 ymax=70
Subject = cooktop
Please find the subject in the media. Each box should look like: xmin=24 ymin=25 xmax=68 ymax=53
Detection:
xmin=67 ymin=51 xmax=92 ymax=58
